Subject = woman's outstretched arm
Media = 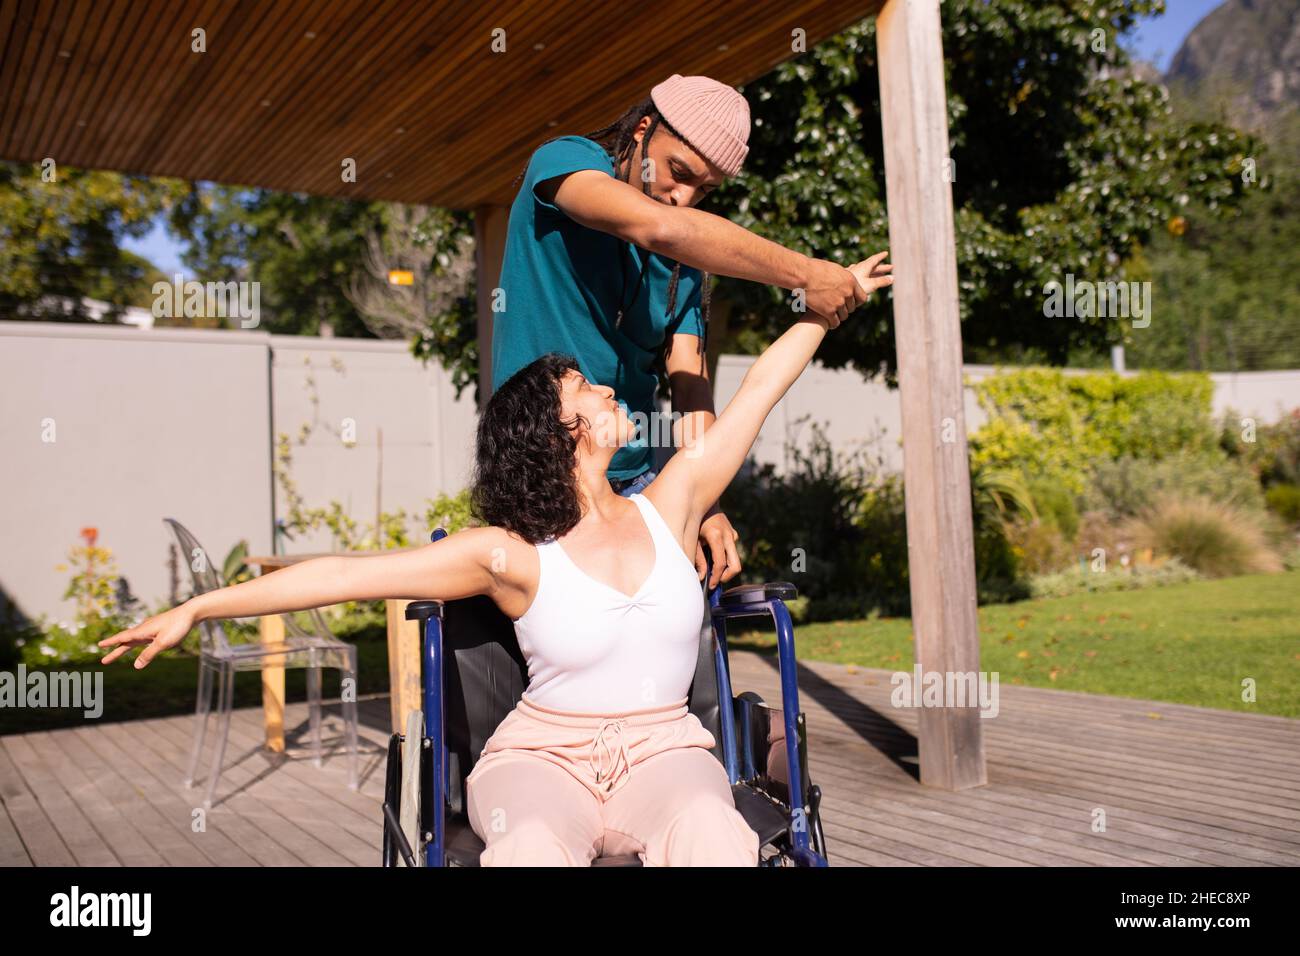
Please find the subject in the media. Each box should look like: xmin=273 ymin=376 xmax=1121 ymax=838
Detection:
xmin=98 ymin=526 xmax=509 ymax=669
xmin=664 ymin=252 xmax=893 ymax=522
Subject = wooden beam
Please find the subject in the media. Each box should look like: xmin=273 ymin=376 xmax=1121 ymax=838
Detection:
xmin=474 ymin=203 xmax=510 ymax=407
xmin=258 ymin=612 xmax=286 ymax=753
xmin=386 ymin=599 xmax=423 ymax=736
xmin=0 ymin=0 xmax=886 ymax=208
xmin=876 ymin=0 xmax=986 ymax=790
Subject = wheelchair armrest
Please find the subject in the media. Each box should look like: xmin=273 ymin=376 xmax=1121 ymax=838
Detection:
xmin=719 ymin=582 xmax=798 ymax=607
xmin=404 ymin=600 xmax=444 ymax=622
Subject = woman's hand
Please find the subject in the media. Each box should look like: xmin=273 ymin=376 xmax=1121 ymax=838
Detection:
xmin=846 ymin=251 xmax=893 ymax=304
xmin=696 ymin=507 xmax=743 ymax=588
xmin=98 ymin=603 xmax=198 ymax=669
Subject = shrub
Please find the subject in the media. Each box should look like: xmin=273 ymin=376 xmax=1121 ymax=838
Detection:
xmin=963 ymin=465 xmax=1035 ymax=602
xmin=1003 ymin=518 xmax=1075 ymax=576
xmin=1027 ymin=476 xmax=1079 ymax=540
xmin=1220 ymin=407 xmax=1300 ymax=488
xmin=23 ymin=618 xmax=127 ymax=665
xmin=1074 ymin=510 xmax=1137 ymax=568
xmin=425 ymin=488 xmax=480 ymax=535
xmin=1124 ymin=496 xmax=1283 ymax=578
xmin=977 ymin=567 xmax=1029 ymax=606
xmin=1079 ymin=450 xmax=1266 ymax=519
xmin=722 ymin=423 xmax=891 ymax=618
xmin=21 ymin=528 xmax=146 ymax=665
xmin=1264 ymin=483 xmax=1300 ymax=525
xmin=852 ymin=473 xmax=913 ymax=616
xmin=721 ymin=423 xmax=1034 ymax=620
xmin=1028 ymin=557 xmax=1201 ymax=599
xmin=969 ymin=367 xmax=1217 ymax=493
xmin=0 ymin=613 xmax=28 ymax=669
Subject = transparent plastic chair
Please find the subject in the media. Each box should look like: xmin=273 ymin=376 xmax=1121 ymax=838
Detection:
xmin=164 ymin=518 xmax=360 ymax=808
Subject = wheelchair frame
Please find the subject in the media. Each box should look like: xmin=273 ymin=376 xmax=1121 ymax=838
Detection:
xmin=381 ymin=528 xmax=828 ymax=867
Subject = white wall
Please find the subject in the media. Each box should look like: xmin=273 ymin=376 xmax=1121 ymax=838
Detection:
xmin=2 ymin=320 xmax=1297 ymax=621
xmin=0 ymin=323 xmax=478 ymax=624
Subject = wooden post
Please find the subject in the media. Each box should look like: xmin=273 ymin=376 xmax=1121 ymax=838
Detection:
xmin=474 ymin=204 xmax=510 ymax=408
xmin=259 ymin=612 xmax=286 ymax=753
xmin=386 ymin=599 xmax=423 ymax=735
xmin=876 ymin=0 xmax=986 ymax=790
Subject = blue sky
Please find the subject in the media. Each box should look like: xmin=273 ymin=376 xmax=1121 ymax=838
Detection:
xmin=1121 ymin=0 xmax=1224 ymax=72
xmin=122 ymin=0 xmax=1226 ymax=277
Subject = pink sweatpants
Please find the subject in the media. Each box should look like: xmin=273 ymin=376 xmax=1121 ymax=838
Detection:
xmin=465 ymin=692 xmax=761 ymax=866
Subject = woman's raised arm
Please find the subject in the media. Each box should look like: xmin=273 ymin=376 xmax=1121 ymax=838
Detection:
xmin=98 ymin=526 xmax=509 ymax=669
xmin=662 ymin=252 xmax=892 ymax=521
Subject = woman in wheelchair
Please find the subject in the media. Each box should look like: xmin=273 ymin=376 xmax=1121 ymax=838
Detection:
xmin=100 ymin=252 xmax=891 ymax=865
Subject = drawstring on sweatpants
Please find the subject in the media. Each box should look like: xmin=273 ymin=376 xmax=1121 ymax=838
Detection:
xmin=591 ymin=717 xmax=631 ymax=795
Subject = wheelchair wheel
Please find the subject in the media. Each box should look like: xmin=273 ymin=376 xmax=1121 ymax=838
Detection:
xmin=400 ymin=709 xmax=424 ymax=866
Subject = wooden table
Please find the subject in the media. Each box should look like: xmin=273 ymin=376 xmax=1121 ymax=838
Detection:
xmin=244 ymin=552 xmax=425 ymax=753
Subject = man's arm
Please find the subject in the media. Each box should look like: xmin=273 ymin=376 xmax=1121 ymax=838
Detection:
xmin=539 ymin=170 xmax=866 ymax=323
xmin=665 ymin=332 xmax=741 ymax=586
xmin=665 ymin=331 xmax=715 ymax=451
xmin=664 ymin=332 xmax=723 ymax=502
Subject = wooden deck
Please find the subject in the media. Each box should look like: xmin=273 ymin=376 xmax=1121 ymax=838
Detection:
xmin=3 ymin=651 xmax=1298 ymax=866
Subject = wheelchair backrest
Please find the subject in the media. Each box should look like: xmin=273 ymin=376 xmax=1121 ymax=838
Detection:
xmin=437 ymin=583 xmax=723 ymax=816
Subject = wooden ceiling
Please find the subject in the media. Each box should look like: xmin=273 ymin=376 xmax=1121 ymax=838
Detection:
xmin=0 ymin=0 xmax=884 ymax=208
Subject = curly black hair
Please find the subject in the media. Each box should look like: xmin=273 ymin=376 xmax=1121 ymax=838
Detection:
xmin=470 ymin=352 xmax=591 ymax=544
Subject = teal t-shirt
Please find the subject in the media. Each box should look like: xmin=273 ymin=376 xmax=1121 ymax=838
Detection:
xmin=491 ymin=135 xmax=704 ymax=480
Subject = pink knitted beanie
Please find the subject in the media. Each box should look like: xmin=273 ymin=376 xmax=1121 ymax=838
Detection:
xmin=649 ymin=74 xmax=750 ymax=177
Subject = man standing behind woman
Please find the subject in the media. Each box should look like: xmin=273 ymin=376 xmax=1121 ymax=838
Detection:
xmin=492 ymin=73 xmax=875 ymax=588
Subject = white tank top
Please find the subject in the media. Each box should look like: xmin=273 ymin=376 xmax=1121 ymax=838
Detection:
xmin=512 ymin=492 xmax=706 ymax=714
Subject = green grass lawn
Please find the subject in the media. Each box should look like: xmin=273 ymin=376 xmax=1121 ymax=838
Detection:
xmin=4 ymin=571 xmax=1297 ymax=736
xmin=727 ymin=569 xmax=1300 ymax=718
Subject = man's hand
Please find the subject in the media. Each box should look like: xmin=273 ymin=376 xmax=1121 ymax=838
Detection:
xmin=696 ymin=508 xmax=742 ymax=588
xmin=98 ymin=603 xmax=197 ymax=669
xmin=802 ymin=252 xmax=893 ymax=327
xmin=801 ymin=258 xmax=868 ymax=327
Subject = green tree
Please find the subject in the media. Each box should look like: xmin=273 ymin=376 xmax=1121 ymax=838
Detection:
xmin=705 ymin=0 xmax=1258 ymax=375
xmin=1127 ymin=43 xmax=1300 ymax=371
xmin=344 ymin=202 xmax=479 ymax=396
xmin=0 ymin=162 xmax=187 ymax=320
xmin=166 ymin=184 xmax=386 ymax=338
xmin=168 ymin=185 xmax=480 ymax=393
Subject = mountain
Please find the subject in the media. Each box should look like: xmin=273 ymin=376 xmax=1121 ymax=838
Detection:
xmin=1122 ymin=0 xmax=1300 ymax=374
xmin=1164 ymin=0 xmax=1300 ymax=135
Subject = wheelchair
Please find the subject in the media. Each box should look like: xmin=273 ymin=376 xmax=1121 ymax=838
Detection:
xmin=381 ymin=528 xmax=829 ymax=867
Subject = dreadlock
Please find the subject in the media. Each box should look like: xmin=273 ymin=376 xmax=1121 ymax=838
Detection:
xmin=510 ymin=97 xmax=713 ymax=382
